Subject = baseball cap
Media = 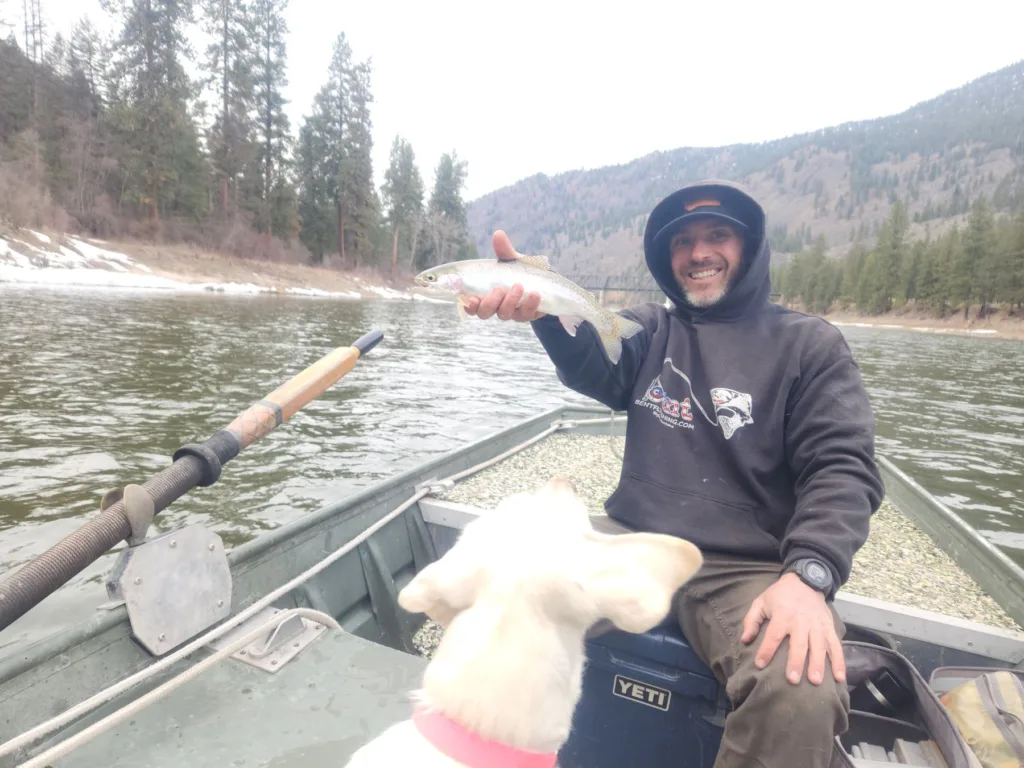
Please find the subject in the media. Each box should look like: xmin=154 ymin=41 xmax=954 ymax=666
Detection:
xmin=649 ymin=190 xmax=753 ymax=259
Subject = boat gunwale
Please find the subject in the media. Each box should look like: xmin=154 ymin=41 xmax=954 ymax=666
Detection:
xmin=876 ymin=455 xmax=1024 ymax=629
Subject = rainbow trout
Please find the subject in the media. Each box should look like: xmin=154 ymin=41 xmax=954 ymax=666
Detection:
xmin=413 ymin=255 xmax=644 ymax=365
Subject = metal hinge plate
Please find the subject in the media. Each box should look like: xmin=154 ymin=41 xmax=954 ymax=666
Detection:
xmin=208 ymin=606 xmax=328 ymax=673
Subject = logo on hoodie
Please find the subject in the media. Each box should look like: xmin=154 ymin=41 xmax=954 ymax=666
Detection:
xmin=637 ymin=358 xmax=754 ymax=440
xmin=710 ymin=388 xmax=754 ymax=440
xmin=635 ymin=375 xmax=694 ymax=430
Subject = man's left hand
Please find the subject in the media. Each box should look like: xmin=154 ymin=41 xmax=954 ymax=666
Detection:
xmin=740 ymin=573 xmax=846 ymax=686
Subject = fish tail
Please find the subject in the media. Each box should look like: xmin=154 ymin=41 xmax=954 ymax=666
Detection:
xmin=597 ymin=314 xmax=645 ymax=365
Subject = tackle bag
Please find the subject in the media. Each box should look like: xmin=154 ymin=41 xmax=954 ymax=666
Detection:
xmin=831 ymin=641 xmax=981 ymax=767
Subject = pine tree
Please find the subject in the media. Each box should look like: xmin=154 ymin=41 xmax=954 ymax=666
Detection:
xmin=295 ymin=114 xmax=332 ymax=261
xmin=963 ymin=198 xmax=998 ymax=317
xmin=68 ymin=18 xmax=106 ymax=106
xmin=839 ymin=242 xmax=867 ymax=306
xmin=898 ymin=239 xmax=926 ymax=307
xmin=314 ymin=32 xmax=352 ymax=264
xmin=201 ymin=0 xmax=256 ymax=215
xmin=1003 ymin=211 xmax=1024 ymax=313
xmin=57 ymin=17 xmax=108 ymax=217
xmin=339 ymin=57 xmax=377 ymax=268
xmin=102 ymin=0 xmax=208 ymax=231
xmin=915 ymin=240 xmax=945 ymax=314
xmin=381 ymin=134 xmax=424 ymax=279
xmin=249 ymin=0 xmax=292 ymax=238
xmin=415 ymin=150 xmax=470 ymax=269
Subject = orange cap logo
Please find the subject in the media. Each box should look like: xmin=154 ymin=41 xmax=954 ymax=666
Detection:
xmin=683 ymin=198 xmax=722 ymax=212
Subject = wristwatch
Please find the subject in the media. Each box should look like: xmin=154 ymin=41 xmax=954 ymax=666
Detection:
xmin=785 ymin=558 xmax=834 ymax=597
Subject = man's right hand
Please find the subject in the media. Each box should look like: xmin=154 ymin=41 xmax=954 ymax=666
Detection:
xmin=461 ymin=230 xmax=546 ymax=322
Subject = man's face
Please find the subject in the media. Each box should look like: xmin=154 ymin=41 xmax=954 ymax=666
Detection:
xmin=669 ymin=218 xmax=745 ymax=308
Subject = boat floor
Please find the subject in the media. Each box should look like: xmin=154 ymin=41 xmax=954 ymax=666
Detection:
xmin=436 ymin=431 xmax=1024 ymax=636
xmin=39 ymin=630 xmax=423 ymax=767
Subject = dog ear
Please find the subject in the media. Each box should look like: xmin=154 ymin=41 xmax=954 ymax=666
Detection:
xmin=581 ymin=532 xmax=703 ymax=634
xmin=398 ymin=543 xmax=485 ymax=627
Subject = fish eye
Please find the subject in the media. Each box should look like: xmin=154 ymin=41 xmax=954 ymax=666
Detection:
xmin=425 ymin=274 xmax=436 ymax=282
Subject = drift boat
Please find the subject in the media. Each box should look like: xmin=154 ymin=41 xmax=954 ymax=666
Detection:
xmin=1 ymin=331 xmax=1023 ymax=768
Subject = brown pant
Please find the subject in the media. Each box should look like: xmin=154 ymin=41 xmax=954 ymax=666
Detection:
xmin=677 ymin=551 xmax=851 ymax=768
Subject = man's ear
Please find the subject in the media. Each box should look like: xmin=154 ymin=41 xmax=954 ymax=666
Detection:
xmin=398 ymin=544 xmax=485 ymax=628
xmin=581 ymin=532 xmax=703 ymax=634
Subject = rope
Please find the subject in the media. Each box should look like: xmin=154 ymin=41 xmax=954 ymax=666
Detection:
xmin=4 ymin=415 xmax=604 ymax=763
xmin=18 ymin=608 xmax=340 ymax=768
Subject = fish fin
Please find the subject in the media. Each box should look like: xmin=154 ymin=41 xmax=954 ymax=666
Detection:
xmin=516 ymin=254 xmax=553 ymax=271
xmin=456 ymin=295 xmax=469 ymax=321
xmin=615 ymin=315 xmax=645 ymax=340
xmin=598 ymin=331 xmax=624 ymax=365
xmin=597 ymin=315 xmax=646 ymax=365
xmin=558 ymin=314 xmax=583 ymax=337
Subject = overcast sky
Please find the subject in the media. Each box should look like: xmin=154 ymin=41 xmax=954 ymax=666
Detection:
xmin=9 ymin=0 xmax=1024 ymax=202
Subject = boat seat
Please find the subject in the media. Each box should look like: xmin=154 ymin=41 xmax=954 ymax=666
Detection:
xmin=34 ymin=630 xmax=427 ymax=767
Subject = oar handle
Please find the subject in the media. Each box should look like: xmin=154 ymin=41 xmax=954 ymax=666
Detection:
xmin=0 ymin=330 xmax=385 ymax=634
xmin=223 ymin=330 xmax=384 ymax=450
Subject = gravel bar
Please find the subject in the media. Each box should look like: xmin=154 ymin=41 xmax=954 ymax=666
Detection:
xmin=434 ymin=432 xmax=1023 ymax=638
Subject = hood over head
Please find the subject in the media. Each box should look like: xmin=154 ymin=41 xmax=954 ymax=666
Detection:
xmin=643 ymin=179 xmax=771 ymax=322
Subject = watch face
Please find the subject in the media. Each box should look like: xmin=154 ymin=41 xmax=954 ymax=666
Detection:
xmin=804 ymin=561 xmax=830 ymax=588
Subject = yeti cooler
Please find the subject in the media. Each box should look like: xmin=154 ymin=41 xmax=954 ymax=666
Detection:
xmin=558 ymin=618 xmax=728 ymax=768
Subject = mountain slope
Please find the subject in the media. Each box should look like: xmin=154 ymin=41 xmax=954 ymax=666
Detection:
xmin=466 ymin=60 xmax=1024 ymax=277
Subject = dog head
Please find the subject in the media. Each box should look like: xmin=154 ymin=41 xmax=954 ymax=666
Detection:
xmin=398 ymin=476 xmax=703 ymax=635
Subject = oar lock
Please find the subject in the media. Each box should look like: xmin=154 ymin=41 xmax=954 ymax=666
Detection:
xmin=99 ymin=447 xmax=235 ymax=656
xmin=100 ymin=484 xmax=155 ymax=547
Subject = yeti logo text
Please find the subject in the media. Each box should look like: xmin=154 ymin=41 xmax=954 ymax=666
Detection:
xmin=635 ymin=376 xmax=694 ymax=430
xmin=613 ymin=674 xmax=671 ymax=712
xmin=710 ymin=388 xmax=754 ymax=440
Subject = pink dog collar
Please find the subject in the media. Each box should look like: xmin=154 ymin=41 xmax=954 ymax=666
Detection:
xmin=412 ymin=706 xmax=559 ymax=768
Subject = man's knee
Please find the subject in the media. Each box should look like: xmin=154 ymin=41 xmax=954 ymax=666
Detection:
xmin=716 ymin=645 xmax=850 ymax=767
xmin=735 ymin=661 xmax=849 ymax=730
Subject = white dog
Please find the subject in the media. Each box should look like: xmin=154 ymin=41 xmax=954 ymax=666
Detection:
xmin=345 ymin=477 xmax=704 ymax=767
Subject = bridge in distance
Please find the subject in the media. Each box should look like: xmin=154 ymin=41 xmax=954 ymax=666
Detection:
xmin=565 ymin=273 xmax=663 ymax=293
xmin=565 ymin=273 xmax=783 ymax=305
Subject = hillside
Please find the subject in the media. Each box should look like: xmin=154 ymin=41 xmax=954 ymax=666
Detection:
xmin=466 ymin=60 xmax=1024 ymax=278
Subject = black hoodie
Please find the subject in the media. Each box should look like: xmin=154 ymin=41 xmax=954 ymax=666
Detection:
xmin=530 ymin=180 xmax=884 ymax=596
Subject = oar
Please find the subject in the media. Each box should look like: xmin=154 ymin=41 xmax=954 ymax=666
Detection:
xmin=0 ymin=329 xmax=385 ymax=633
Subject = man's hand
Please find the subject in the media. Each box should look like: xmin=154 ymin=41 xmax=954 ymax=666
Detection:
xmin=740 ymin=573 xmax=846 ymax=686
xmin=461 ymin=230 xmax=546 ymax=322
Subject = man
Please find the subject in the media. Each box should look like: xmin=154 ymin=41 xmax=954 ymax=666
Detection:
xmin=462 ymin=179 xmax=885 ymax=768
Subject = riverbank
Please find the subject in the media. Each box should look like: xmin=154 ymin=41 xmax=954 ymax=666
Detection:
xmin=0 ymin=227 xmax=432 ymax=301
xmin=822 ymin=309 xmax=1024 ymax=341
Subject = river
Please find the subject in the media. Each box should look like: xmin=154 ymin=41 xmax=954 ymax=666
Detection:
xmin=1 ymin=286 xmax=1022 ymax=652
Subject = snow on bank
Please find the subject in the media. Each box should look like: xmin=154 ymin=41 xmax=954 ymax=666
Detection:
xmin=284 ymin=286 xmax=361 ymax=299
xmin=831 ymin=321 xmax=1003 ymax=337
xmin=0 ymin=230 xmax=433 ymax=302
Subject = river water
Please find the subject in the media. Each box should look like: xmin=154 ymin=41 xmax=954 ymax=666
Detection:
xmin=1 ymin=286 xmax=1022 ymax=652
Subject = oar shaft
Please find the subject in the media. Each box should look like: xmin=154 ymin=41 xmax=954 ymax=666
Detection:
xmin=0 ymin=330 xmax=384 ymax=634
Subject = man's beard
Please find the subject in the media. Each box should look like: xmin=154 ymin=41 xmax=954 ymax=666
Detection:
xmin=683 ymin=285 xmax=729 ymax=308
xmin=681 ymin=270 xmax=735 ymax=308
